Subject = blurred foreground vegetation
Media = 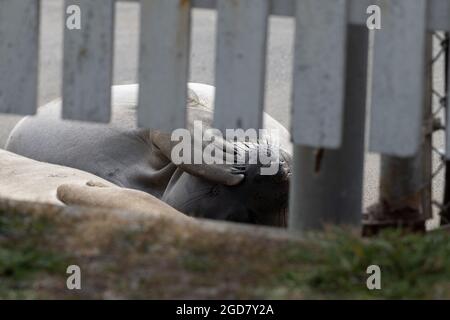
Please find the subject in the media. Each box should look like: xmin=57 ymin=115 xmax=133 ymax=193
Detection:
xmin=1 ymin=203 xmax=450 ymax=299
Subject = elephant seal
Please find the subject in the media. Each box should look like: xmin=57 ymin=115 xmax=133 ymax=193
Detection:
xmin=0 ymin=149 xmax=188 ymax=220
xmin=6 ymin=83 xmax=292 ymax=227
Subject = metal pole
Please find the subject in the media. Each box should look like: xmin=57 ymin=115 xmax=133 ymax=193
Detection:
xmin=289 ymin=25 xmax=368 ymax=233
xmin=441 ymin=33 xmax=450 ymax=226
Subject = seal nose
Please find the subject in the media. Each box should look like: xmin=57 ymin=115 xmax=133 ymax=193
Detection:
xmin=236 ymin=147 xmax=291 ymax=227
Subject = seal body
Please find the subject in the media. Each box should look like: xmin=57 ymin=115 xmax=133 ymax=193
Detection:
xmin=0 ymin=149 xmax=116 ymax=205
xmin=0 ymin=149 xmax=187 ymax=221
xmin=6 ymin=83 xmax=292 ymax=226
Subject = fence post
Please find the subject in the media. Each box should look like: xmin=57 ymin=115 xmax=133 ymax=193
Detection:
xmin=288 ymin=25 xmax=368 ymax=233
xmin=364 ymin=34 xmax=433 ymax=233
xmin=0 ymin=0 xmax=39 ymax=115
xmin=442 ymin=32 xmax=450 ymax=226
xmin=439 ymin=32 xmax=450 ymax=226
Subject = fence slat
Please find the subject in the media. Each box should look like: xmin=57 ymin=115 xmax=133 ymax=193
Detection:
xmin=213 ymin=0 xmax=268 ymax=131
xmin=289 ymin=26 xmax=368 ymax=232
xmin=0 ymin=0 xmax=39 ymax=115
xmin=62 ymin=0 xmax=115 ymax=122
xmin=370 ymin=1 xmax=427 ymax=157
xmin=429 ymin=0 xmax=450 ymax=31
xmin=124 ymin=0 xmax=450 ymax=31
xmin=292 ymin=0 xmax=348 ymax=148
xmin=138 ymin=0 xmax=191 ymax=131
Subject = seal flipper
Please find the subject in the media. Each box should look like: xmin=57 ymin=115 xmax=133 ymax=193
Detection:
xmin=151 ymin=130 xmax=245 ymax=186
xmin=56 ymin=182 xmax=189 ymax=220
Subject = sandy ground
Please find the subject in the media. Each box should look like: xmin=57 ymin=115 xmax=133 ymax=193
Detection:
xmin=2 ymin=198 xmax=450 ymax=299
xmin=0 ymin=0 xmax=445 ymax=221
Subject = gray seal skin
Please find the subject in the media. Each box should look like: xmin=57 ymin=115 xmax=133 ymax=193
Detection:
xmin=6 ymin=83 xmax=292 ymax=227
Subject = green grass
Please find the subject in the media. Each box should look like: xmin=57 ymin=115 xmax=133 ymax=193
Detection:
xmin=1 ymin=206 xmax=450 ymax=299
xmin=0 ymin=213 xmax=69 ymax=299
xmin=274 ymin=230 xmax=450 ymax=299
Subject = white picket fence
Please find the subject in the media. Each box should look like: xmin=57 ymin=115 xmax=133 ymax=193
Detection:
xmin=1 ymin=0 xmax=449 ymax=231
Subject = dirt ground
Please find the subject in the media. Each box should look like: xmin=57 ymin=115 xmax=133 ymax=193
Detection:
xmin=1 ymin=198 xmax=450 ymax=299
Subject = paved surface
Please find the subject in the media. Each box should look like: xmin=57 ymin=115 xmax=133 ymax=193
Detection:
xmin=1 ymin=0 xmax=445 ymax=217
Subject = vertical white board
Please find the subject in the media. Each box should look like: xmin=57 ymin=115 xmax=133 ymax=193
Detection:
xmin=0 ymin=0 xmax=39 ymax=115
xmin=429 ymin=0 xmax=450 ymax=31
xmin=370 ymin=0 xmax=428 ymax=157
xmin=292 ymin=0 xmax=348 ymax=148
xmin=138 ymin=0 xmax=191 ymax=131
xmin=214 ymin=0 xmax=269 ymax=131
xmin=63 ymin=0 xmax=115 ymax=122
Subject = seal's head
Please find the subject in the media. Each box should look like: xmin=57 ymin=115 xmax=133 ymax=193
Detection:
xmin=162 ymin=145 xmax=292 ymax=227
